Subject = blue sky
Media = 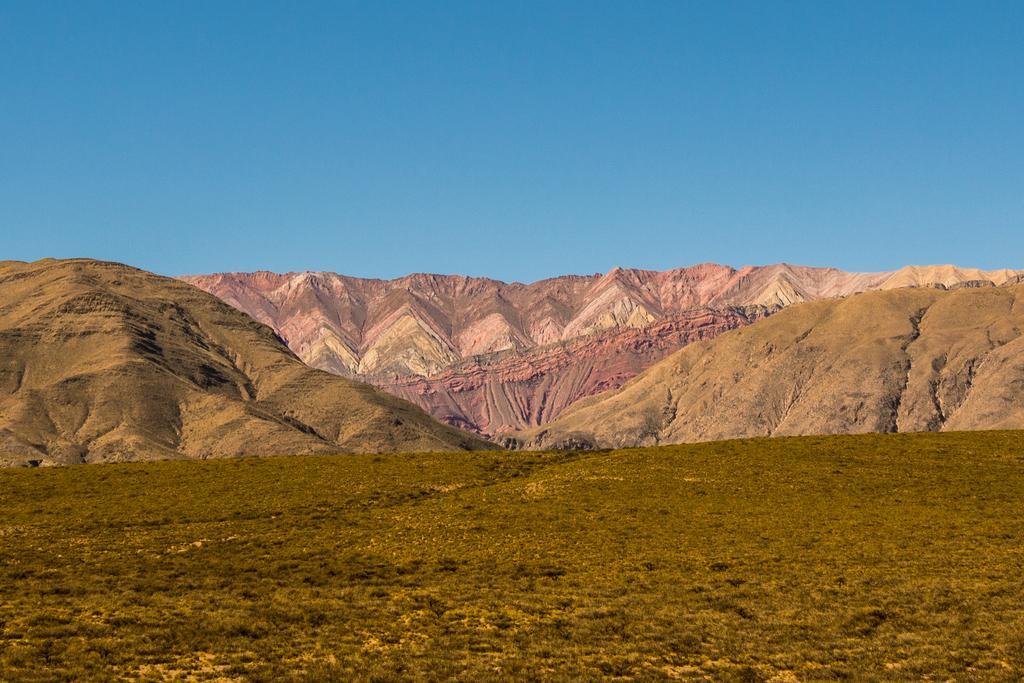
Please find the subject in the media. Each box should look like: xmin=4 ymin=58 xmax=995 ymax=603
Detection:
xmin=1 ymin=1 xmax=1021 ymax=281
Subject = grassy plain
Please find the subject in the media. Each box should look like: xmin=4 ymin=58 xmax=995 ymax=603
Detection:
xmin=2 ymin=431 xmax=1024 ymax=680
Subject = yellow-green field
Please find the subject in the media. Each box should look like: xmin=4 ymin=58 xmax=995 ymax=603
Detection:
xmin=3 ymin=431 xmax=1024 ymax=681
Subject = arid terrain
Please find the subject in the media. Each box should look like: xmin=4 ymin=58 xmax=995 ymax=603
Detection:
xmin=185 ymin=263 xmax=1021 ymax=435
xmin=6 ymin=2 xmax=1021 ymax=681
xmin=3 ymin=431 xmax=1024 ymax=680
xmin=4 ymin=258 xmax=1021 ymax=467
xmin=381 ymin=307 xmax=767 ymax=434
xmin=0 ymin=259 xmax=488 ymax=466
xmin=516 ymin=281 xmax=1024 ymax=449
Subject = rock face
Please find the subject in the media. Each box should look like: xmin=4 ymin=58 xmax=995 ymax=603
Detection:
xmin=381 ymin=307 xmax=769 ymax=434
xmin=0 ymin=259 xmax=490 ymax=467
xmin=514 ymin=282 xmax=1024 ymax=450
xmin=183 ymin=263 xmax=1020 ymax=436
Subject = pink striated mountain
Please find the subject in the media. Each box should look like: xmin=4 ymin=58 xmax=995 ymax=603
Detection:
xmin=181 ymin=263 xmax=1020 ymax=436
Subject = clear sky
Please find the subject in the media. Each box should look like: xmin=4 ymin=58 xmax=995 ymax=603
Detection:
xmin=1 ymin=1 xmax=1021 ymax=281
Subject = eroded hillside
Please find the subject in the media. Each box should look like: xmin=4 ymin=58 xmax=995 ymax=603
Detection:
xmin=0 ymin=259 xmax=489 ymax=466
xmin=186 ymin=263 xmax=1021 ymax=434
xmin=516 ymin=282 xmax=1024 ymax=449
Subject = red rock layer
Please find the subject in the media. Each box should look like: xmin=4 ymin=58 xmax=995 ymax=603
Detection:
xmin=375 ymin=307 xmax=767 ymax=435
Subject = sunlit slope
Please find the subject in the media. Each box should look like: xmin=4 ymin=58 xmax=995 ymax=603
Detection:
xmin=185 ymin=263 xmax=1020 ymax=435
xmin=0 ymin=258 xmax=489 ymax=465
xmin=517 ymin=283 xmax=1024 ymax=449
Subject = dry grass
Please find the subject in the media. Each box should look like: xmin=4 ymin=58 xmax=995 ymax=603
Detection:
xmin=3 ymin=431 xmax=1024 ymax=680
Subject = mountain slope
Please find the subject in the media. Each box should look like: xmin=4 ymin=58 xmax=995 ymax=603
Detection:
xmin=182 ymin=263 xmax=896 ymax=377
xmin=381 ymin=307 xmax=768 ymax=434
xmin=0 ymin=259 xmax=489 ymax=466
xmin=183 ymin=263 xmax=1020 ymax=435
xmin=514 ymin=283 xmax=1024 ymax=449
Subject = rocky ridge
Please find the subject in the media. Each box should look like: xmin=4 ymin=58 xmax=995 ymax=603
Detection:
xmin=183 ymin=263 xmax=1021 ymax=435
xmin=380 ymin=307 xmax=768 ymax=434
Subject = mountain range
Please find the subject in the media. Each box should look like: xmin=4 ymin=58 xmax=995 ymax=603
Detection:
xmin=184 ymin=263 xmax=1022 ymax=435
xmin=2 ymin=257 xmax=1022 ymax=467
xmin=0 ymin=259 xmax=488 ymax=466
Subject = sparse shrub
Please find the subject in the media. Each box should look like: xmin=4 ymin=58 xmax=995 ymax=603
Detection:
xmin=1 ymin=431 xmax=1023 ymax=679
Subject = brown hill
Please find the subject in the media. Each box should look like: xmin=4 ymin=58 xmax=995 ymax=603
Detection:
xmin=0 ymin=259 xmax=489 ymax=466
xmin=513 ymin=283 xmax=1024 ymax=449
